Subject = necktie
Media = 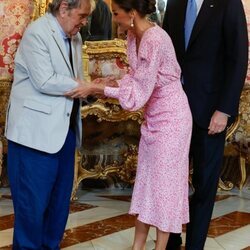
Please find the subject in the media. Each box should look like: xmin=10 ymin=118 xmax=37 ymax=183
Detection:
xmin=185 ymin=0 xmax=197 ymax=49
xmin=68 ymin=38 xmax=80 ymax=131
xmin=68 ymin=38 xmax=74 ymax=69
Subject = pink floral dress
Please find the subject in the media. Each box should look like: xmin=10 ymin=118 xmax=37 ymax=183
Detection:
xmin=104 ymin=25 xmax=192 ymax=233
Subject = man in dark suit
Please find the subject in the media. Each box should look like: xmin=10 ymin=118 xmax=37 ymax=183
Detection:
xmin=80 ymin=0 xmax=112 ymax=41
xmin=162 ymin=0 xmax=248 ymax=249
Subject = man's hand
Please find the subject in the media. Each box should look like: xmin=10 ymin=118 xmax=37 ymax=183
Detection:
xmin=65 ymin=80 xmax=91 ymax=98
xmin=208 ymin=110 xmax=228 ymax=135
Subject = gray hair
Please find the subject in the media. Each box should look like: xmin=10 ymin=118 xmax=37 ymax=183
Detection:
xmin=48 ymin=0 xmax=84 ymax=15
xmin=157 ymin=0 xmax=165 ymax=12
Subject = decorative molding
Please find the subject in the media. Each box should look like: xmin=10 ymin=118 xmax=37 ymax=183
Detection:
xmin=81 ymin=100 xmax=143 ymax=124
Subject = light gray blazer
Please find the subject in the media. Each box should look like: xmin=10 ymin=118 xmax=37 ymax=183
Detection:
xmin=5 ymin=13 xmax=83 ymax=153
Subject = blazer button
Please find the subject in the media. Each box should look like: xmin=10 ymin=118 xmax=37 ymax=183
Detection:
xmin=67 ymin=113 xmax=70 ymax=117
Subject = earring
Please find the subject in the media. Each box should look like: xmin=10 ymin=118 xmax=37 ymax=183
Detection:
xmin=130 ymin=18 xmax=134 ymax=27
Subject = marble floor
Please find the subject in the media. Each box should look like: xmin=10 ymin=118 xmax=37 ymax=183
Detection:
xmin=0 ymin=183 xmax=250 ymax=250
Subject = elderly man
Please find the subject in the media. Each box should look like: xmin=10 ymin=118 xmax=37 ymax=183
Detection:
xmin=5 ymin=0 xmax=94 ymax=249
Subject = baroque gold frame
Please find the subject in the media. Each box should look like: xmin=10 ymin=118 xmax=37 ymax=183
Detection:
xmin=218 ymin=117 xmax=240 ymax=191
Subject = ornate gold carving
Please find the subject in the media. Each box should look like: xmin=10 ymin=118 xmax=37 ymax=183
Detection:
xmin=81 ymin=99 xmax=143 ymax=123
xmin=218 ymin=179 xmax=234 ymax=191
xmin=82 ymin=46 xmax=91 ymax=82
xmin=39 ymin=0 xmax=50 ymax=17
xmin=225 ymin=116 xmax=240 ymax=141
xmin=222 ymin=87 xmax=250 ymax=190
xmin=83 ymin=39 xmax=128 ymax=63
xmin=82 ymin=39 xmax=128 ymax=82
xmin=72 ymin=144 xmax=139 ymax=199
xmin=118 ymin=145 xmax=138 ymax=183
xmin=217 ymin=116 xmax=241 ymax=191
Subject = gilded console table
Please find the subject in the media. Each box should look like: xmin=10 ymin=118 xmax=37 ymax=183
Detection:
xmin=72 ymin=99 xmax=143 ymax=198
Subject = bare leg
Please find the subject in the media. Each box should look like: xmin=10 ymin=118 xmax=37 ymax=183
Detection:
xmin=132 ymin=218 xmax=150 ymax=250
xmin=155 ymin=228 xmax=169 ymax=250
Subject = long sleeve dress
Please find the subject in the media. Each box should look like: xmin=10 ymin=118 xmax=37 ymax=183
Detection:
xmin=104 ymin=25 xmax=192 ymax=233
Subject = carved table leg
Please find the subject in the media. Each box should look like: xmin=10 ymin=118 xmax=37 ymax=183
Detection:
xmin=218 ymin=178 xmax=234 ymax=191
xmin=239 ymin=153 xmax=246 ymax=190
xmin=71 ymin=149 xmax=81 ymax=200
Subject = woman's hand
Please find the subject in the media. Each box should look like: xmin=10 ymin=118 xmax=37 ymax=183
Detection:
xmin=92 ymin=76 xmax=118 ymax=87
xmin=65 ymin=80 xmax=107 ymax=99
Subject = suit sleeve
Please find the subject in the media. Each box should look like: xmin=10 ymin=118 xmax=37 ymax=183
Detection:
xmin=217 ymin=0 xmax=248 ymax=116
xmin=20 ymin=29 xmax=78 ymax=96
xmin=104 ymin=38 xmax=161 ymax=111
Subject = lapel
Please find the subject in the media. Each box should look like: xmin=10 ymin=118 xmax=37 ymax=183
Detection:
xmin=45 ymin=13 xmax=74 ymax=76
xmin=168 ymin=0 xmax=188 ymax=56
xmin=71 ymin=36 xmax=78 ymax=78
xmin=187 ymin=0 xmax=215 ymax=50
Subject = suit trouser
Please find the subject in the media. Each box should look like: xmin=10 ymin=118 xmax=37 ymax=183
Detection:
xmin=167 ymin=122 xmax=226 ymax=250
xmin=7 ymin=129 xmax=76 ymax=250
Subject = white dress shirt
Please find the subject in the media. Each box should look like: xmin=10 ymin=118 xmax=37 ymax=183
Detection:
xmin=196 ymin=0 xmax=204 ymax=14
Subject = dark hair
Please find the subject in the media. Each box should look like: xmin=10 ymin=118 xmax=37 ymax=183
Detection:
xmin=113 ymin=0 xmax=156 ymax=17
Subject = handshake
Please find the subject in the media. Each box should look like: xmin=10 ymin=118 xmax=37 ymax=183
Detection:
xmin=64 ymin=76 xmax=118 ymax=99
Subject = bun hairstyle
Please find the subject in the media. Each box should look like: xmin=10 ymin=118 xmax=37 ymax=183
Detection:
xmin=113 ymin=0 xmax=156 ymax=16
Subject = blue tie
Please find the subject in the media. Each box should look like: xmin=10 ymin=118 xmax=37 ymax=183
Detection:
xmin=185 ymin=0 xmax=197 ymax=49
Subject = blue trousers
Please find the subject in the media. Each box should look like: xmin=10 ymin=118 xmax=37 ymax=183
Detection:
xmin=7 ymin=129 xmax=76 ymax=250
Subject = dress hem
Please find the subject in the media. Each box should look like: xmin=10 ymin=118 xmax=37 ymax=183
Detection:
xmin=129 ymin=211 xmax=189 ymax=233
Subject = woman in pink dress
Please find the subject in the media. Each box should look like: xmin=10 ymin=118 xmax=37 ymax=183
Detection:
xmin=66 ymin=0 xmax=192 ymax=249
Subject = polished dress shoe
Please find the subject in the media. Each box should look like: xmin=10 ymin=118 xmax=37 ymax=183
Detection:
xmin=166 ymin=233 xmax=182 ymax=250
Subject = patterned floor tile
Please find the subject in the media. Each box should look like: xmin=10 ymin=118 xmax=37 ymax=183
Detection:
xmin=1 ymin=187 xmax=250 ymax=250
xmin=208 ymin=211 xmax=250 ymax=237
xmin=61 ymin=214 xmax=135 ymax=248
xmin=98 ymin=195 xmax=132 ymax=202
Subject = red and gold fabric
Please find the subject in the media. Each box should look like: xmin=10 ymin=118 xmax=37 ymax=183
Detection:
xmin=0 ymin=0 xmax=38 ymax=81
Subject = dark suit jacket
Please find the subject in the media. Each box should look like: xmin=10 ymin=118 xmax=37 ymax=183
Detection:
xmin=163 ymin=0 xmax=248 ymax=128
xmin=89 ymin=0 xmax=112 ymax=41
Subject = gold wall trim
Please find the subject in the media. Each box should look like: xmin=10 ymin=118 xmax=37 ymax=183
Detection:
xmin=39 ymin=0 xmax=50 ymax=17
